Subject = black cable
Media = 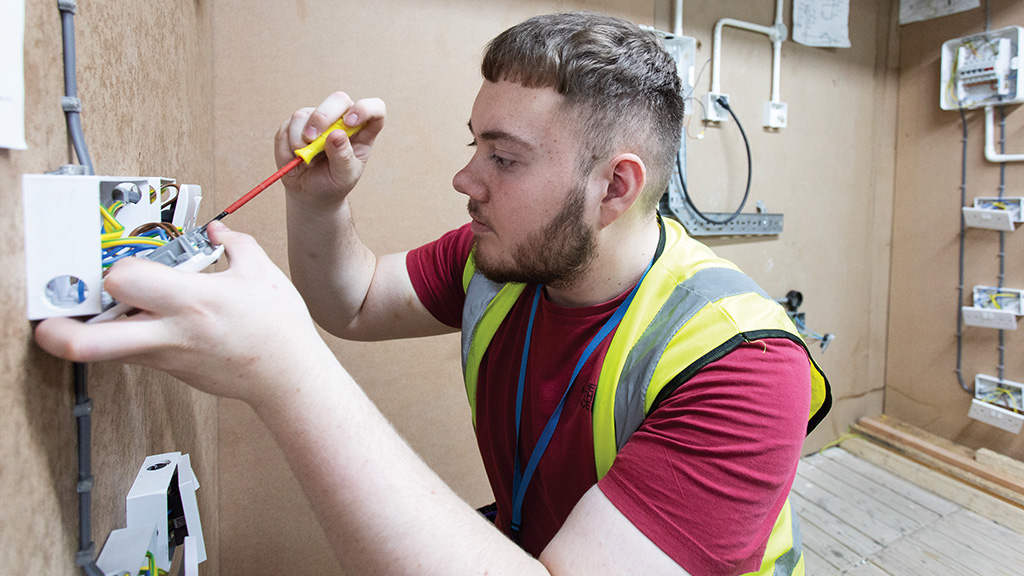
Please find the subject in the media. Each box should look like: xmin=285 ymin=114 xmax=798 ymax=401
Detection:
xmin=59 ymin=0 xmax=94 ymax=174
xmin=73 ymin=363 xmax=103 ymax=576
xmin=954 ymin=104 xmax=971 ymax=393
xmin=678 ymin=96 xmax=752 ymax=225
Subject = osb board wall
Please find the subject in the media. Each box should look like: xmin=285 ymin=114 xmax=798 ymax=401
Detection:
xmin=0 ymin=2 xmax=219 ymax=574
xmin=889 ymin=1 xmax=1024 ymax=459
xmin=211 ymin=1 xmax=897 ymax=573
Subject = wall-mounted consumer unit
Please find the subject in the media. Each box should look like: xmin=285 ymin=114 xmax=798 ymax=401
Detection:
xmin=940 ymin=26 xmax=1024 ymax=110
xmin=962 ymin=285 xmax=1024 ymax=330
xmin=968 ymin=374 xmax=1024 ymax=434
xmin=962 ymin=196 xmax=1024 ymax=231
xmin=22 ymin=174 xmax=204 ymax=320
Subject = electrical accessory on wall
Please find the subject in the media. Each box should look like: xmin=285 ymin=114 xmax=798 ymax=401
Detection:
xmin=654 ymin=1 xmax=785 ymax=237
xmin=776 ymin=290 xmax=835 ymax=352
xmin=968 ymin=375 xmax=1024 ymax=434
xmin=962 ymin=196 xmax=1024 ymax=230
xmin=940 ymin=26 xmax=1022 ymax=110
xmin=95 ymin=453 xmax=207 ymax=575
xmin=942 ymin=13 xmax=1024 ymax=432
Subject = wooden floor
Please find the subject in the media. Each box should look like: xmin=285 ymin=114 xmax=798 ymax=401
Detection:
xmin=797 ymin=441 xmax=1024 ymax=575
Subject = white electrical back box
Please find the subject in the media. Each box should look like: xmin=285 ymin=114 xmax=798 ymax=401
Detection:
xmin=126 ymin=452 xmax=207 ymax=572
xmin=940 ymin=26 xmax=1024 ymax=110
xmin=969 ymin=374 xmax=1024 ymax=434
xmin=21 ymin=174 xmax=203 ymax=320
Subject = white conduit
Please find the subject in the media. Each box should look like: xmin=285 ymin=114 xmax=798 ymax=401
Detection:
xmin=985 ymin=106 xmax=1024 ymax=163
xmin=710 ymin=0 xmax=787 ymax=103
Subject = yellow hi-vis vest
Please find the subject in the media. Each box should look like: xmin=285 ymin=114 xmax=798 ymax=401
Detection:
xmin=459 ymin=217 xmax=831 ymax=576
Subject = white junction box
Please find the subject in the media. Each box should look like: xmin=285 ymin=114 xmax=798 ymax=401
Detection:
xmin=21 ymin=174 xmax=203 ymax=320
xmin=969 ymin=374 xmax=1024 ymax=434
xmin=962 ymin=196 xmax=1024 ymax=231
xmin=125 ymin=452 xmax=207 ymax=572
xmin=940 ymin=26 xmax=1024 ymax=110
xmin=962 ymin=285 xmax=1024 ymax=330
xmin=763 ymin=101 xmax=788 ymax=129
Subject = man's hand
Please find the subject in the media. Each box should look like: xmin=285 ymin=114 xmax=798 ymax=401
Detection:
xmin=277 ymin=92 xmax=386 ymax=208
xmin=34 ymin=221 xmax=335 ymax=409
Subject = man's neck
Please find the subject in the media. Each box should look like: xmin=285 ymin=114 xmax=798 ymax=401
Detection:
xmin=544 ymin=216 xmax=661 ymax=308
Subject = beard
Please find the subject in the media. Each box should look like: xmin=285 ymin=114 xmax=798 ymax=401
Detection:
xmin=469 ymin=181 xmax=597 ymax=289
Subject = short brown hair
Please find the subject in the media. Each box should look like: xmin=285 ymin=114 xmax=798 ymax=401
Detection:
xmin=482 ymin=12 xmax=683 ymax=211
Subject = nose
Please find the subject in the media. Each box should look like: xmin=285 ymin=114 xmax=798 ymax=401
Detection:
xmin=453 ymin=157 xmax=484 ymax=201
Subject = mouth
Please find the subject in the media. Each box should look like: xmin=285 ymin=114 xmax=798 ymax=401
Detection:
xmin=467 ymin=201 xmax=493 ymax=234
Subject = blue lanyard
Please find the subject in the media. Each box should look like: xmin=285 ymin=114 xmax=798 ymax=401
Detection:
xmin=509 ymin=258 xmax=655 ymax=539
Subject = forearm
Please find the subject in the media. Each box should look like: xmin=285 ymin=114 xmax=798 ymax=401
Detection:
xmin=253 ymin=344 xmax=547 ymax=576
xmin=286 ymin=193 xmax=377 ymax=337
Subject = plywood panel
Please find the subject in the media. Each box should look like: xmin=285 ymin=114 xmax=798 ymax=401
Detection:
xmin=888 ymin=0 xmax=1024 ymax=459
xmin=0 ymin=2 xmax=219 ymax=575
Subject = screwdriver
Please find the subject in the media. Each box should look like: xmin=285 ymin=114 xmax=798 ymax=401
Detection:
xmin=207 ymin=118 xmax=364 ymax=224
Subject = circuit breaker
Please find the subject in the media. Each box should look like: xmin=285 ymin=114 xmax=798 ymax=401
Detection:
xmin=22 ymin=174 xmax=204 ymax=320
xmin=940 ymin=26 xmax=1024 ymax=110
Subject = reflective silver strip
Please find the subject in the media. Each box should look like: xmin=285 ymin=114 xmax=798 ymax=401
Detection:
xmin=613 ymin=267 xmax=773 ymax=451
xmin=774 ymin=511 xmax=802 ymax=576
xmin=461 ymin=272 xmax=504 ymax=375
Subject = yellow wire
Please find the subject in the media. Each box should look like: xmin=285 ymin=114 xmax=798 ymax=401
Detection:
xmin=100 ymin=205 xmax=125 ymax=241
xmin=981 ymin=389 xmax=1020 ymax=413
xmin=102 ymin=237 xmax=165 ymax=249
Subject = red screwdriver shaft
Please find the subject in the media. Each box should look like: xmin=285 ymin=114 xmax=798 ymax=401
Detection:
xmin=209 ymin=156 xmax=303 ymax=222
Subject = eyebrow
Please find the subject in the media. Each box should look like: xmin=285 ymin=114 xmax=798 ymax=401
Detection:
xmin=467 ymin=120 xmax=535 ymax=151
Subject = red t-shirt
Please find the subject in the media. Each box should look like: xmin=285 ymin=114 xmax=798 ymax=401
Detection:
xmin=406 ymin=224 xmax=811 ymax=575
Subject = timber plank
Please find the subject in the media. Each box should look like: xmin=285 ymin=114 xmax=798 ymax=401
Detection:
xmin=841 ymin=560 xmax=895 ymax=576
xmin=803 ymin=452 xmax=943 ymax=526
xmin=839 ymin=437 xmax=1024 ymax=535
xmin=867 ymin=536 xmax=975 ymax=576
xmin=819 ymin=447 xmax=961 ymax=516
xmin=908 ymin=517 xmax=1020 ymax=576
xmin=803 ymin=549 xmax=843 ymax=576
xmin=794 ymin=461 xmax=921 ymax=544
xmin=791 ymin=491 xmax=883 ymax=558
xmin=931 ymin=509 xmax=1024 ymax=568
xmin=797 ymin=511 xmax=864 ymax=571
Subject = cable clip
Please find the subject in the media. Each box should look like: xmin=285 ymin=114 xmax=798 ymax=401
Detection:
xmin=73 ymin=399 xmax=93 ymax=418
xmin=77 ymin=475 xmax=95 ymax=493
xmin=57 ymin=0 xmax=78 ymax=14
xmin=74 ymin=542 xmax=95 ymax=566
xmin=61 ymin=96 xmax=82 ymax=113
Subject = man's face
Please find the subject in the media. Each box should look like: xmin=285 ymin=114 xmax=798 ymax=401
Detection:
xmin=453 ymin=80 xmax=597 ymax=288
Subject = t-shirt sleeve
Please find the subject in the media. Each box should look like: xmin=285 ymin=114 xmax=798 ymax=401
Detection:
xmin=405 ymin=223 xmax=475 ymax=329
xmin=597 ymin=338 xmax=812 ymax=576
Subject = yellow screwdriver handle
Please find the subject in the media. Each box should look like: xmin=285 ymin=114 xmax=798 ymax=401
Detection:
xmin=293 ymin=118 xmax=365 ymax=164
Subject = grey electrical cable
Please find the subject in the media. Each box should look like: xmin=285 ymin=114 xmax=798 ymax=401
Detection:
xmin=57 ymin=2 xmax=102 ymax=574
xmin=997 ymin=106 xmax=1006 ymax=382
xmin=955 ymin=104 xmax=971 ymax=393
xmin=59 ymin=0 xmax=93 ymax=175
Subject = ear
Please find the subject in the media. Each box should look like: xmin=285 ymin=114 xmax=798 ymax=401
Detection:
xmin=597 ymin=153 xmax=646 ymax=228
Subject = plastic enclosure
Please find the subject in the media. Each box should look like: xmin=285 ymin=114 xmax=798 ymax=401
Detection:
xmin=763 ymin=101 xmax=788 ymax=129
xmin=21 ymin=174 xmax=205 ymax=320
xmin=940 ymin=26 xmax=1023 ymax=110
xmin=969 ymin=375 xmax=1024 ymax=433
xmin=95 ymin=524 xmax=158 ymax=576
xmin=962 ymin=196 xmax=1024 ymax=231
xmin=125 ymin=452 xmax=207 ymax=571
xmin=660 ymin=34 xmax=697 ymax=111
xmin=962 ymin=285 xmax=1023 ymax=330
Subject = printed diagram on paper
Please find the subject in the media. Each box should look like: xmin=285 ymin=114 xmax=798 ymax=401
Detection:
xmin=793 ymin=0 xmax=851 ymax=49
xmin=0 ymin=0 xmax=27 ymax=150
xmin=899 ymin=0 xmax=980 ymax=25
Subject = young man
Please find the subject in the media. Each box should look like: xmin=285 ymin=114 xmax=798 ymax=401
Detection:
xmin=38 ymin=12 xmax=829 ymax=576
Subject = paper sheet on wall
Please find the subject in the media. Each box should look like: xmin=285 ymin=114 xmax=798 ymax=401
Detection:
xmin=793 ymin=0 xmax=851 ymax=49
xmin=0 ymin=0 xmax=26 ymax=150
xmin=899 ymin=0 xmax=979 ymax=25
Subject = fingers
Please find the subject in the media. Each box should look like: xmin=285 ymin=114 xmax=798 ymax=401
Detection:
xmin=35 ymin=314 xmax=170 ymax=364
xmin=300 ymin=91 xmax=356 ymax=145
xmin=205 ymin=221 xmax=275 ymax=276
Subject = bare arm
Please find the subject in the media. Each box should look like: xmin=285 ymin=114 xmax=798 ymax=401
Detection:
xmin=279 ymin=93 xmax=451 ymax=340
xmin=34 ymin=225 xmax=689 ymax=576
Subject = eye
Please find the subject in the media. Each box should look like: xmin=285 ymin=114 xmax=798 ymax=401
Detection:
xmin=490 ymin=154 xmax=515 ymax=168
